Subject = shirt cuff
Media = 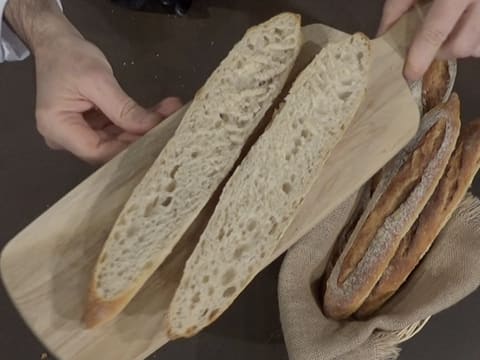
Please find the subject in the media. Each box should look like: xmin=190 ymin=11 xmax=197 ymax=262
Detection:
xmin=0 ymin=0 xmax=63 ymax=63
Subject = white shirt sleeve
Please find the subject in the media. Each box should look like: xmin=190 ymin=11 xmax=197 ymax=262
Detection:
xmin=0 ymin=0 xmax=62 ymax=63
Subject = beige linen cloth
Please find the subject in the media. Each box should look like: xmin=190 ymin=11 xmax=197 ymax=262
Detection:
xmin=278 ymin=191 xmax=480 ymax=360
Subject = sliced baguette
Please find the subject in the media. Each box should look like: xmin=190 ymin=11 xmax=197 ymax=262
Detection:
xmin=323 ymin=94 xmax=461 ymax=320
xmin=84 ymin=12 xmax=302 ymax=328
xmin=356 ymin=118 xmax=480 ymax=317
xmin=168 ymin=33 xmax=372 ymax=338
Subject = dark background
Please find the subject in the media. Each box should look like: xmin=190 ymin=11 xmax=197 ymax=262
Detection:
xmin=1 ymin=0 xmax=479 ymax=359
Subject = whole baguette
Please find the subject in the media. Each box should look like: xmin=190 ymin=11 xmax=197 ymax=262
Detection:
xmin=356 ymin=118 xmax=480 ymax=317
xmin=323 ymin=94 xmax=461 ymax=320
xmin=168 ymin=33 xmax=372 ymax=338
xmin=84 ymin=13 xmax=302 ymax=328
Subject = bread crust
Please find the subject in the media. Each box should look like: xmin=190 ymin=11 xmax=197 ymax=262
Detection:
xmin=356 ymin=118 xmax=480 ymax=317
xmin=409 ymin=59 xmax=456 ymax=115
xmin=323 ymin=94 xmax=461 ymax=320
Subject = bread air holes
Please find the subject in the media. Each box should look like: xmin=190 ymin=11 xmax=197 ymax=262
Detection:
xmin=223 ymin=286 xmax=236 ymax=298
xmin=222 ymin=268 xmax=236 ymax=286
xmin=144 ymin=196 xmax=159 ymax=217
xmin=127 ymin=226 xmax=138 ymax=237
xmin=208 ymin=287 xmax=214 ymax=295
xmin=338 ymin=91 xmax=353 ymax=101
xmin=165 ymin=180 xmax=176 ymax=192
xmin=247 ymin=220 xmax=257 ymax=231
xmin=282 ymin=182 xmax=292 ymax=194
xmin=162 ymin=197 xmax=173 ymax=207
xmin=209 ymin=309 xmax=219 ymax=321
xmin=218 ymin=228 xmax=225 ymax=241
xmin=301 ymin=129 xmax=311 ymax=140
xmin=202 ymin=275 xmax=210 ymax=284
xmin=192 ymin=292 xmax=200 ymax=304
xmin=219 ymin=113 xmax=228 ymax=122
xmin=170 ymin=165 xmax=180 ymax=178
xmin=269 ymin=222 xmax=278 ymax=235
xmin=237 ymin=119 xmax=248 ymax=128
xmin=191 ymin=151 xmax=199 ymax=159
xmin=258 ymin=78 xmax=273 ymax=87
xmin=234 ymin=244 xmax=248 ymax=259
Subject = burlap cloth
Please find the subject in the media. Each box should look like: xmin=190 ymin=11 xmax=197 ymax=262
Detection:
xmin=278 ymin=190 xmax=480 ymax=360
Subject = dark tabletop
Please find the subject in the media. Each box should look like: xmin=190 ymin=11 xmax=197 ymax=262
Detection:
xmin=1 ymin=1 xmax=479 ymax=359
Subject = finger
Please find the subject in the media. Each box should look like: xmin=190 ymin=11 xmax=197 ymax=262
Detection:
xmin=84 ymin=109 xmax=110 ymax=130
xmin=152 ymin=97 xmax=183 ymax=118
xmin=404 ymin=0 xmax=467 ymax=80
xmin=377 ymin=0 xmax=417 ymax=36
xmin=103 ymin=124 xmax=124 ymax=137
xmin=438 ymin=3 xmax=480 ymax=60
xmin=49 ymin=114 xmax=129 ymax=164
xmin=83 ymin=73 xmax=162 ymax=134
xmin=101 ymin=124 xmax=141 ymax=143
xmin=45 ymin=138 xmax=63 ymax=150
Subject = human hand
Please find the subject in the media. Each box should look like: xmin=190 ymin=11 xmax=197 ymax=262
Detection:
xmin=378 ymin=0 xmax=480 ymax=81
xmin=5 ymin=0 xmax=182 ymax=164
xmin=34 ymin=33 xmax=181 ymax=164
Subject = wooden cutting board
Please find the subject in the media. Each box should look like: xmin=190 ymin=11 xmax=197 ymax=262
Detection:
xmin=1 ymin=18 xmax=421 ymax=360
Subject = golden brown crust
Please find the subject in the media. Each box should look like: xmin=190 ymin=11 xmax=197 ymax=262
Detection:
xmin=422 ymin=59 xmax=450 ymax=113
xmin=338 ymin=116 xmax=447 ymax=285
xmin=83 ymin=278 xmax=140 ymax=328
xmin=83 ymin=292 xmax=126 ymax=328
xmin=356 ymin=118 xmax=480 ymax=318
xmin=323 ymin=181 xmax=376 ymax=283
xmin=323 ymin=94 xmax=461 ymax=320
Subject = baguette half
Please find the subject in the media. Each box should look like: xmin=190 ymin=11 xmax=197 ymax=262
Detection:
xmin=356 ymin=118 xmax=480 ymax=317
xmin=323 ymin=94 xmax=461 ymax=320
xmin=84 ymin=13 xmax=302 ymax=328
xmin=168 ymin=33 xmax=372 ymax=338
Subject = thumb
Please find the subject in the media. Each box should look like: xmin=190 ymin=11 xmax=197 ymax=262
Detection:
xmin=85 ymin=73 xmax=161 ymax=134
